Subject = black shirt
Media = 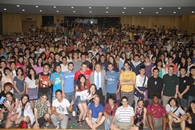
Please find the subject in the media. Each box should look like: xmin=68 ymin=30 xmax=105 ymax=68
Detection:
xmin=179 ymin=76 xmax=190 ymax=99
xmin=147 ymin=76 xmax=163 ymax=99
xmin=189 ymin=76 xmax=195 ymax=97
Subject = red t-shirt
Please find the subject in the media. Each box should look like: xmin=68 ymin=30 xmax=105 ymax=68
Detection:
xmin=147 ymin=103 xmax=166 ymax=118
xmin=74 ymin=70 xmax=93 ymax=87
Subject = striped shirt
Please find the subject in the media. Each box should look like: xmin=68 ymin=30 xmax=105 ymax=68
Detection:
xmin=115 ymin=105 xmax=134 ymax=122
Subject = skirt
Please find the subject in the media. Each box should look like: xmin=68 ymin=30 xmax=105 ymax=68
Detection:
xmin=28 ymin=88 xmax=38 ymax=100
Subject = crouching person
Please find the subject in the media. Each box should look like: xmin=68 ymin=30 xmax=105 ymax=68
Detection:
xmin=51 ymin=89 xmax=74 ymax=129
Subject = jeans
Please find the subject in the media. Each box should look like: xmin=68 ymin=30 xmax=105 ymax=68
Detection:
xmin=65 ymin=91 xmax=75 ymax=103
xmin=104 ymin=116 xmax=114 ymax=130
xmin=73 ymin=96 xmax=81 ymax=111
xmin=188 ymin=95 xmax=195 ymax=107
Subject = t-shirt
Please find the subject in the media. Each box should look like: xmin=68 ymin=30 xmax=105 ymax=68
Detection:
xmin=74 ymin=70 xmax=93 ymax=87
xmin=38 ymin=73 xmax=50 ymax=93
xmin=115 ymin=105 xmax=134 ymax=122
xmin=25 ymin=77 xmax=38 ymax=89
xmin=88 ymin=102 xmax=104 ymax=118
xmin=0 ymin=91 xmax=6 ymax=108
xmin=120 ymin=71 xmax=136 ymax=92
xmin=72 ymin=60 xmax=82 ymax=72
xmin=147 ymin=103 xmax=166 ymax=118
xmin=188 ymin=76 xmax=195 ymax=97
xmin=179 ymin=76 xmax=190 ymax=99
xmin=60 ymin=64 xmax=68 ymax=72
xmin=163 ymin=74 xmax=179 ymax=96
xmin=165 ymin=105 xmax=185 ymax=117
xmin=136 ymin=75 xmax=148 ymax=87
xmin=50 ymin=72 xmax=63 ymax=93
xmin=106 ymin=71 xmax=119 ymax=93
xmin=62 ymin=71 xmax=75 ymax=93
xmin=13 ymin=76 xmax=25 ymax=94
xmin=52 ymin=98 xmax=70 ymax=115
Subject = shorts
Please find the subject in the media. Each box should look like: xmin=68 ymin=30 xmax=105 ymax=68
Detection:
xmin=32 ymin=117 xmax=46 ymax=128
xmin=172 ymin=122 xmax=180 ymax=128
xmin=177 ymin=98 xmax=188 ymax=108
xmin=153 ymin=117 xmax=162 ymax=129
xmin=92 ymin=118 xmax=97 ymax=124
xmin=115 ymin=122 xmax=131 ymax=130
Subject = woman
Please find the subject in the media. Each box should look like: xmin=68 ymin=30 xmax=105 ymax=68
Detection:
xmin=25 ymin=68 xmax=38 ymax=108
xmin=108 ymin=56 xmax=119 ymax=72
xmin=87 ymin=84 xmax=97 ymax=103
xmin=89 ymin=58 xmax=97 ymax=70
xmin=155 ymin=60 xmax=166 ymax=78
xmin=16 ymin=56 xmax=25 ymax=69
xmin=186 ymin=100 xmax=195 ymax=130
xmin=1 ymin=67 xmax=13 ymax=92
xmin=67 ymin=52 xmax=73 ymax=63
xmin=75 ymin=74 xmax=89 ymax=126
xmin=0 ymin=71 xmax=2 ymax=91
xmin=4 ymin=92 xmax=19 ymax=128
xmin=26 ymin=57 xmax=35 ymax=70
xmin=144 ymin=55 xmax=154 ymax=78
xmin=15 ymin=94 xmax=35 ymax=128
xmin=13 ymin=67 xmax=25 ymax=100
xmin=165 ymin=98 xmax=186 ymax=130
xmin=34 ymin=57 xmax=43 ymax=75
xmin=134 ymin=99 xmax=147 ymax=129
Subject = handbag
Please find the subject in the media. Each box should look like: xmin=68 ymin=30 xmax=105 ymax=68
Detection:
xmin=134 ymin=76 xmax=147 ymax=98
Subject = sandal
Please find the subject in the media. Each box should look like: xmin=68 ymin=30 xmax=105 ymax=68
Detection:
xmin=77 ymin=120 xmax=82 ymax=126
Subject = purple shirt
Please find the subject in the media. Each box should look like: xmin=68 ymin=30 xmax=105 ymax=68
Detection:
xmin=34 ymin=65 xmax=43 ymax=75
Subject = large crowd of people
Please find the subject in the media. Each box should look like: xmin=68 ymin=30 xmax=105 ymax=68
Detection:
xmin=0 ymin=24 xmax=195 ymax=130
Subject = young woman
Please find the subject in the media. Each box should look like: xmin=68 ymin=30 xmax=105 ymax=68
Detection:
xmin=108 ymin=56 xmax=119 ymax=72
xmin=155 ymin=60 xmax=166 ymax=78
xmin=16 ymin=56 xmax=25 ymax=69
xmin=15 ymin=94 xmax=35 ymax=128
xmin=26 ymin=57 xmax=35 ymax=70
xmin=13 ymin=67 xmax=25 ymax=100
xmin=4 ymin=92 xmax=19 ymax=128
xmin=87 ymin=84 xmax=97 ymax=103
xmin=186 ymin=100 xmax=195 ymax=130
xmin=1 ymin=67 xmax=13 ymax=92
xmin=134 ymin=99 xmax=147 ymax=129
xmin=144 ymin=55 xmax=154 ymax=78
xmin=89 ymin=58 xmax=97 ymax=70
xmin=34 ymin=57 xmax=43 ymax=75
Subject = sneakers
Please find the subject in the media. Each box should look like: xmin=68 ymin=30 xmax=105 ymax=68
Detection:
xmin=72 ymin=111 xmax=76 ymax=117
xmin=55 ymin=125 xmax=59 ymax=129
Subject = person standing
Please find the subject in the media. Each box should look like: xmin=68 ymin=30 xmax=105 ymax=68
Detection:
xmin=188 ymin=66 xmax=195 ymax=106
xmin=119 ymin=62 xmax=136 ymax=106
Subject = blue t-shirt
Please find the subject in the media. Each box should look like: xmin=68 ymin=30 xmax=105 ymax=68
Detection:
xmin=106 ymin=71 xmax=119 ymax=93
xmin=62 ymin=71 xmax=75 ymax=93
xmin=50 ymin=72 xmax=63 ymax=93
xmin=89 ymin=102 xmax=104 ymax=118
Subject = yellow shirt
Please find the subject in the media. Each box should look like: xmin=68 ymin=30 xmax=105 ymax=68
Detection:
xmin=120 ymin=71 xmax=136 ymax=92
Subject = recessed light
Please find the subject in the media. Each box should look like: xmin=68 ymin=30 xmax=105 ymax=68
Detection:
xmin=73 ymin=11 xmax=75 ymax=13
xmin=4 ymin=8 xmax=7 ymax=11
xmin=56 ymin=10 xmax=59 ymax=13
xmin=159 ymin=7 xmax=162 ymax=10
xmin=139 ymin=12 xmax=141 ymax=14
xmin=123 ymin=7 xmax=126 ymax=9
xmin=17 ymin=5 xmax=20 ymax=8
xmin=173 ymin=11 xmax=176 ymax=14
xmin=35 ymin=6 xmax=38 ymax=8
xmin=141 ymin=7 xmax=144 ymax=9
xmin=106 ymin=7 xmax=109 ymax=9
xmin=89 ymin=7 xmax=91 ymax=9
xmin=39 ymin=10 xmax=42 ymax=12
xmin=122 ymin=11 xmax=125 ymax=14
xmin=89 ymin=11 xmax=92 ymax=13
xmin=53 ymin=6 xmax=56 ymax=8
xmin=106 ymin=11 xmax=108 ymax=13
xmin=192 ymin=11 xmax=194 ymax=14
xmin=156 ymin=12 xmax=159 ymax=14
xmin=22 ymin=9 xmax=25 ymax=12
xmin=178 ymin=7 xmax=181 ymax=10
xmin=71 ymin=7 xmax=74 ymax=9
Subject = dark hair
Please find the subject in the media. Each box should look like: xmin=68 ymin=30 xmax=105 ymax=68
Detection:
xmin=21 ymin=94 xmax=30 ymax=109
xmin=88 ymin=84 xmax=97 ymax=95
xmin=55 ymin=89 xmax=62 ymax=94
xmin=139 ymin=66 xmax=146 ymax=70
xmin=168 ymin=98 xmax=178 ymax=107
xmin=43 ymin=63 xmax=50 ymax=68
xmin=190 ymin=66 xmax=195 ymax=71
xmin=123 ymin=61 xmax=130 ymax=67
xmin=137 ymin=98 xmax=144 ymax=104
xmin=121 ymin=96 xmax=128 ymax=102
xmin=62 ymin=56 xmax=67 ymax=60
xmin=68 ymin=62 xmax=74 ymax=66
xmin=3 ymin=82 xmax=13 ymax=90
xmin=107 ymin=95 xmax=116 ymax=102
xmin=179 ymin=67 xmax=186 ymax=71
xmin=16 ymin=67 xmax=24 ymax=76
xmin=3 ymin=67 xmax=11 ymax=75
xmin=27 ymin=67 xmax=36 ymax=80
xmin=188 ymin=100 xmax=195 ymax=115
xmin=153 ymin=67 xmax=159 ymax=72
xmin=152 ymin=94 xmax=159 ymax=99
xmin=36 ymin=57 xmax=43 ymax=67
xmin=6 ymin=92 xmax=16 ymax=107
xmin=76 ymin=74 xmax=87 ymax=90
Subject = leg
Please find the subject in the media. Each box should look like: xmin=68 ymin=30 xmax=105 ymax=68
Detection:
xmin=78 ymin=103 xmax=84 ymax=125
xmin=60 ymin=114 xmax=68 ymax=129
xmin=147 ymin=114 xmax=154 ymax=130
xmin=51 ymin=114 xmax=60 ymax=128
xmin=162 ymin=116 xmax=167 ymax=130
xmin=168 ymin=114 xmax=173 ymax=130
xmin=162 ymin=95 xmax=171 ymax=107
xmin=86 ymin=116 xmax=93 ymax=129
xmin=5 ymin=113 xmax=19 ymax=128
xmin=82 ymin=103 xmax=88 ymax=120
xmin=134 ymin=95 xmax=139 ymax=107
xmin=15 ymin=116 xmax=24 ymax=125
xmin=180 ymin=119 xmax=186 ymax=130
xmin=94 ymin=116 xmax=105 ymax=129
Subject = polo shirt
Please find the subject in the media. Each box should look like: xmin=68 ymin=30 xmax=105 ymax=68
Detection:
xmin=147 ymin=103 xmax=166 ymax=118
xmin=89 ymin=102 xmax=104 ymax=118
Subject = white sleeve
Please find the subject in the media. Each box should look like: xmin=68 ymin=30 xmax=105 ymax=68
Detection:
xmin=165 ymin=104 xmax=171 ymax=113
xmin=179 ymin=107 xmax=186 ymax=115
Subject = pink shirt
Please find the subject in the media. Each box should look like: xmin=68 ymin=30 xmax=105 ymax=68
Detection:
xmin=34 ymin=65 xmax=43 ymax=75
xmin=147 ymin=103 xmax=166 ymax=118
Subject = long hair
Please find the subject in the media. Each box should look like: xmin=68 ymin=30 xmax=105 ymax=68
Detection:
xmin=6 ymin=92 xmax=16 ymax=107
xmin=27 ymin=67 xmax=36 ymax=80
xmin=168 ymin=98 xmax=178 ymax=107
xmin=76 ymin=74 xmax=87 ymax=90
xmin=88 ymin=84 xmax=97 ymax=95
xmin=188 ymin=100 xmax=195 ymax=116
xmin=21 ymin=94 xmax=30 ymax=110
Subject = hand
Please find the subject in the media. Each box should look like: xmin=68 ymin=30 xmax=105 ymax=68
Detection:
xmin=116 ymin=89 xmax=120 ymax=94
xmin=174 ymin=118 xmax=181 ymax=123
xmin=188 ymin=119 xmax=192 ymax=124
xmin=3 ymin=102 xmax=9 ymax=108
xmin=178 ymin=94 xmax=183 ymax=99
xmin=139 ymin=91 xmax=144 ymax=94
xmin=59 ymin=114 xmax=64 ymax=120
xmin=152 ymin=110 xmax=158 ymax=114
xmin=174 ymin=94 xmax=177 ymax=98
xmin=70 ymin=100 xmax=74 ymax=106
xmin=46 ymin=101 xmax=50 ymax=107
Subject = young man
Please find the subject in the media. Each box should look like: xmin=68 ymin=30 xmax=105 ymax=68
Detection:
xmin=60 ymin=56 xmax=68 ymax=73
xmin=106 ymin=63 xmax=120 ymax=102
xmin=53 ymin=53 xmax=62 ymax=68
xmin=165 ymin=56 xmax=178 ymax=74
xmin=120 ymin=62 xmax=136 ymax=106
xmin=147 ymin=95 xmax=167 ymax=130
xmin=147 ymin=68 xmax=163 ymax=103
xmin=177 ymin=67 xmax=190 ymax=111
xmin=72 ymin=51 xmax=82 ymax=72
xmin=188 ymin=66 xmax=195 ymax=106
xmin=162 ymin=65 xmax=179 ymax=106
xmin=111 ymin=96 xmax=137 ymax=130
xmin=130 ymin=54 xmax=144 ymax=75
xmin=86 ymin=96 xmax=105 ymax=130
xmin=98 ymin=54 xmax=108 ymax=71
xmin=51 ymin=90 xmax=74 ymax=129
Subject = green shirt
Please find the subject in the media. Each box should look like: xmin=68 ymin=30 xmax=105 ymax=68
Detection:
xmin=163 ymin=74 xmax=179 ymax=96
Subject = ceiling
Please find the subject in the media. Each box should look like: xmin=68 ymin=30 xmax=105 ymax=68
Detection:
xmin=0 ymin=0 xmax=195 ymax=16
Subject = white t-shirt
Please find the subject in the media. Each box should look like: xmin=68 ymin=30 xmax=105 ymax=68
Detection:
xmin=52 ymin=98 xmax=70 ymax=115
xmin=25 ymin=77 xmax=38 ymax=89
xmin=165 ymin=104 xmax=185 ymax=117
xmin=115 ymin=105 xmax=134 ymax=122
xmin=60 ymin=64 xmax=68 ymax=72
xmin=136 ymin=75 xmax=148 ymax=87
xmin=76 ymin=89 xmax=88 ymax=101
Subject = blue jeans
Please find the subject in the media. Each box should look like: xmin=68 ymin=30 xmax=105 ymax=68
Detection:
xmin=65 ymin=92 xmax=75 ymax=103
xmin=73 ymin=96 xmax=81 ymax=111
xmin=104 ymin=116 xmax=114 ymax=130
xmin=188 ymin=95 xmax=195 ymax=106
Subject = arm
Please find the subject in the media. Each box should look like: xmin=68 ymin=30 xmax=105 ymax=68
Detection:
xmin=51 ymin=106 xmax=60 ymax=115
xmin=34 ymin=108 xmax=39 ymax=126
xmin=143 ymin=108 xmax=147 ymax=127
xmin=120 ymin=79 xmax=135 ymax=85
xmin=95 ymin=112 xmax=103 ymax=124
xmin=13 ymin=80 xmax=21 ymax=94
xmin=25 ymin=82 xmax=28 ymax=94
xmin=131 ymin=116 xmax=134 ymax=125
xmin=180 ymin=85 xmax=190 ymax=98
xmin=174 ymin=85 xmax=179 ymax=98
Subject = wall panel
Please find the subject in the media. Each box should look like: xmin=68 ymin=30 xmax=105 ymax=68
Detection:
xmin=181 ymin=15 xmax=195 ymax=34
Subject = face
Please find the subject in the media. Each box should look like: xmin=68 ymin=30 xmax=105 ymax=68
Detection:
xmin=134 ymin=56 xmax=139 ymax=62
xmin=93 ymin=96 xmax=100 ymax=105
xmin=121 ymin=98 xmax=128 ymax=107
xmin=124 ymin=63 xmax=130 ymax=70
xmin=55 ymin=66 xmax=61 ymax=73
xmin=68 ymin=64 xmax=74 ymax=71
xmin=107 ymin=64 xmax=114 ymax=72
xmin=56 ymin=91 xmax=62 ymax=100
xmin=153 ymin=96 xmax=159 ymax=104
xmin=17 ymin=69 xmax=23 ymax=75
xmin=168 ymin=58 xmax=173 ymax=64
xmin=108 ymin=98 xmax=114 ymax=106
xmin=95 ymin=64 xmax=101 ymax=72
xmin=190 ymin=102 xmax=195 ymax=109
xmin=168 ymin=67 xmax=174 ymax=74
xmin=153 ymin=70 xmax=159 ymax=77
xmin=170 ymin=99 xmax=176 ymax=107
xmin=190 ymin=69 xmax=195 ymax=76
xmin=5 ymin=69 xmax=11 ymax=75
xmin=30 ymin=69 xmax=35 ymax=75
xmin=180 ymin=68 xmax=186 ymax=76
xmin=43 ymin=65 xmax=49 ymax=73
xmin=139 ymin=69 xmax=145 ymax=75
xmin=81 ymin=64 xmax=87 ymax=72
xmin=80 ymin=76 xmax=86 ymax=84
xmin=6 ymin=94 xmax=13 ymax=102
xmin=62 ymin=58 xmax=67 ymax=64
xmin=90 ymin=85 xmax=95 ymax=92
xmin=41 ymin=95 xmax=47 ymax=103
xmin=138 ymin=100 xmax=144 ymax=107
xmin=22 ymin=96 xmax=28 ymax=104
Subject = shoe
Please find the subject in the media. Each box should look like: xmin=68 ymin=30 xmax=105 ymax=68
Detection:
xmin=55 ymin=125 xmax=59 ymax=129
xmin=72 ymin=111 xmax=76 ymax=117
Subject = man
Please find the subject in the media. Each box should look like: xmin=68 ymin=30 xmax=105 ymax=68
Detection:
xmin=130 ymin=54 xmax=144 ymax=75
xmin=147 ymin=95 xmax=167 ymax=130
xmin=147 ymin=68 xmax=163 ymax=103
xmin=188 ymin=66 xmax=195 ymax=106
xmin=80 ymin=53 xmax=90 ymax=67
xmin=165 ymin=56 xmax=178 ymax=74
xmin=72 ymin=51 xmax=82 ymax=72
xmin=119 ymin=62 xmax=136 ymax=106
xmin=111 ymin=96 xmax=137 ymax=130
xmin=53 ymin=53 xmax=62 ymax=68
xmin=106 ymin=63 xmax=120 ymax=102
xmin=33 ymin=94 xmax=52 ymax=128
xmin=177 ymin=67 xmax=190 ymax=111
xmin=162 ymin=65 xmax=179 ymax=106
xmin=90 ymin=63 xmax=106 ymax=105
xmin=98 ymin=54 xmax=108 ymax=71
xmin=51 ymin=90 xmax=74 ymax=129
xmin=104 ymin=96 xmax=119 ymax=130
xmin=86 ymin=96 xmax=105 ymax=130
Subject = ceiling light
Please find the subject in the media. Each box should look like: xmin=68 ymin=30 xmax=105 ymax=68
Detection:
xmin=106 ymin=7 xmax=109 ymax=9
xmin=53 ymin=6 xmax=56 ymax=8
xmin=4 ymin=8 xmax=7 ymax=11
xmin=73 ymin=11 xmax=75 ymax=13
xmin=122 ymin=11 xmax=125 ymax=14
xmin=141 ymin=7 xmax=144 ymax=9
xmin=39 ymin=10 xmax=42 ymax=12
xmin=192 ymin=11 xmax=194 ymax=14
xmin=139 ymin=12 xmax=141 ymax=14
xmin=17 ymin=5 xmax=20 ymax=8
xmin=159 ymin=7 xmax=162 ymax=10
xmin=22 ymin=9 xmax=25 ymax=12
xmin=178 ymin=7 xmax=181 ymax=10
xmin=71 ymin=7 xmax=74 ymax=9
xmin=156 ymin=12 xmax=159 ymax=14
xmin=89 ymin=7 xmax=91 ymax=9
xmin=123 ymin=7 xmax=126 ymax=9
xmin=56 ymin=10 xmax=59 ymax=13
xmin=173 ymin=11 xmax=176 ymax=14
xmin=35 ymin=6 xmax=38 ymax=8
xmin=89 ymin=11 xmax=92 ymax=13
xmin=106 ymin=11 xmax=108 ymax=13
